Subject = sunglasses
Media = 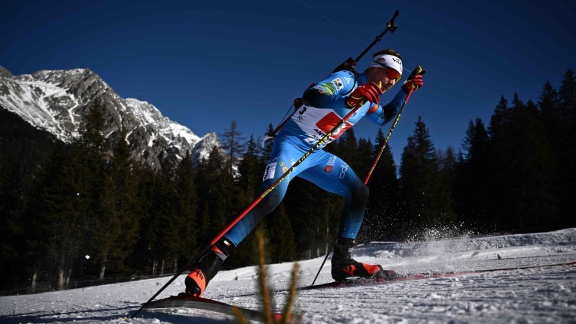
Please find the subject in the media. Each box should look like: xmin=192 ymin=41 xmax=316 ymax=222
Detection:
xmin=374 ymin=61 xmax=402 ymax=82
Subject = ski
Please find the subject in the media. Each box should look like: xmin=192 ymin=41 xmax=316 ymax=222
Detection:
xmin=143 ymin=293 xmax=285 ymax=322
xmin=301 ymin=260 xmax=576 ymax=291
xmin=228 ymin=260 xmax=576 ymax=298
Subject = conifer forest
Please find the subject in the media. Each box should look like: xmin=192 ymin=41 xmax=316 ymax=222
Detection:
xmin=0 ymin=70 xmax=574 ymax=294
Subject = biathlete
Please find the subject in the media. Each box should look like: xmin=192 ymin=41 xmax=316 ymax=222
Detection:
xmin=185 ymin=48 xmax=424 ymax=296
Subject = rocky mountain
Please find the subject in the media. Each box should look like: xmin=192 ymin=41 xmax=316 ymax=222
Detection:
xmin=0 ymin=66 xmax=220 ymax=170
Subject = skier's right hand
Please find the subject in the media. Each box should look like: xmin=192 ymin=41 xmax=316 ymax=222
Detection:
xmin=345 ymin=82 xmax=383 ymax=109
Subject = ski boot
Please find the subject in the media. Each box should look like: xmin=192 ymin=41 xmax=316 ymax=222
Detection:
xmin=331 ymin=237 xmax=394 ymax=281
xmin=185 ymin=238 xmax=233 ymax=297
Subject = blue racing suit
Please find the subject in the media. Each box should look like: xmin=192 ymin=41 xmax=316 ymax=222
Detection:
xmin=224 ymin=70 xmax=408 ymax=247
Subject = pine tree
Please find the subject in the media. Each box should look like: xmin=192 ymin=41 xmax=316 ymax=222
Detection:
xmin=71 ymin=101 xmax=122 ymax=281
xmin=237 ymin=135 xmax=263 ymax=203
xmin=129 ymin=166 xmax=157 ymax=275
xmin=488 ymin=94 xmax=557 ymax=231
xmin=221 ymin=120 xmax=245 ymax=175
xmin=511 ymin=99 xmax=556 ymax=231
xmin=214 ymin=153 xmax=238 ymax=234
xmin=487 ymin=96 xmax=514 ymax=230
xmin=0 ymin=149 xmax=25 ymax=288
xmin=267 ymin=204 xmax=296 ymax=263
xmin=261 ymin=123 xmax=275 ymax=162
xmin=147 ymin=167 xmax=178 ymax=275
xmin=399 ymin=116 xmax=443 ymax=237
xmin=539 ymin=81 xmax=560 ymax=131
xmin=29 ymin=141 xmax=92 ymax=289
xmin=436 ymin=146 xmax=458 ymax=225
xmin=361 ymin=129 xmax=400 ymax=241
xmin=90 ymin=128 xmax=140 ymax=279
xmin=174 ymin=151 xmax=199 ymax=268
xmin=19 ymin=143 xmax=62 ymax=290
xmin=454 ymin=118 xmax=493 ymax=231
xmin=356 ymin=137 xmax=373 ymax=181
xmin=558 ymin=69 xmax=576 ymax=109
xmin=195 ymin=147 xmax=229 ymax=241
xmin=338 ymin=128 xmax=358 ymax=170
xmin=554 ymin=70 xmax=576 ymax=228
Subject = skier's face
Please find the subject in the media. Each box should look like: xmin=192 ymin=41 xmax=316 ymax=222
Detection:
xmin=369 ymin=67 xmax=400 ymax=91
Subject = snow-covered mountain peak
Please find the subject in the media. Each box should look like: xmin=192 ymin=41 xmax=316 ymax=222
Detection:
xmin=0 ymin=66 xmax=219 ymax=169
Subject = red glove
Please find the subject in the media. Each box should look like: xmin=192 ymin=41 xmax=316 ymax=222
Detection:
xmin=401 ymin=73 xmax=424 ymax=93
xmin=345 ymin=82 xmax=383 ymax=109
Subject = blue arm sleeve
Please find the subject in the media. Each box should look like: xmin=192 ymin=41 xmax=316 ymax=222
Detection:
xmin=301 ymin=70 xmax=357 ymax=108
xmin=366 ymin=89 xmax=408 ymax=126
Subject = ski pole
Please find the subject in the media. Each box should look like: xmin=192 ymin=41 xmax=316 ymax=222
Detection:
xmin=310 ymin=235 xmax=338 ymax=286
xmin=132 ymin=102 xmax=366 ymax=318
xmin=332 ymin=10 xmax=399 ymax=73
xmin=355 ymin=10 xmax=399 ymax=62
xmin=310 ymin=66 xmax=425 ymax=286
xmin=364 ymin=66 xmax=425 ymax=184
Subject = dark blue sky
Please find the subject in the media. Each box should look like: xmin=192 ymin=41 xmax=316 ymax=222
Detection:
xmin=2 ymin=0 xmax=575 ymax=165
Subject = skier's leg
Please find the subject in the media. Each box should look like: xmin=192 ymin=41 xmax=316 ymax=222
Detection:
xmin=185 ymin=140 xmax=307 ymax=295
xmin=298 ymin=152 xmax=387 ymax=280
xmin=298 ymin=152 xmax=369 ymax=240
xmin=223 ymin=139 xmax=310 ymax=247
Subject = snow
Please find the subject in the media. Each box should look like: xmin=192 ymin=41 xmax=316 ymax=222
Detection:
xmin=0 ymin=78 xmax=76 ymax=140
xmin=1 ymin=228 xmax=575 ymax=323
xmin=124 ymin=98 xmax=201 ymax=148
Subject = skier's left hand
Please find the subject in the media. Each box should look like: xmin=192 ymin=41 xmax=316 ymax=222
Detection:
xmin=401 ymin=67 xmax=425 ymax=93
xmin=401 ymin=74 xmax=424 ymax=93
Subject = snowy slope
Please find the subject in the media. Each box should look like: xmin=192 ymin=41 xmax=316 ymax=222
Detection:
xmin=1 ymin=228 xmax=575 ymax=323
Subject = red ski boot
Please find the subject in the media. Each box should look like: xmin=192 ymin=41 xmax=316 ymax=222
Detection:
xmin=185 ymin=239 xmax=232 ymax=296
xmin=331 ymin=238 xmax=389 ymax=281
